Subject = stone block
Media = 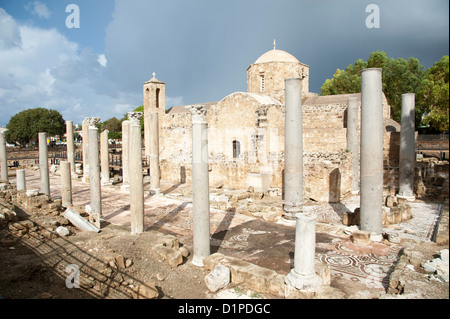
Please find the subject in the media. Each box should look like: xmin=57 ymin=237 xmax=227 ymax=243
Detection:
xmin=342 ymin=212 xmax=353 ymax=226
xmin=220 ymin=258 xmax=252 ymax=284
xmin=56 ymin=226 xmax=70 ymax=236
xmin=267 ymin=274 xmax=285 ymax=297
xmin=137 ymin=282 xmax=159 ymax=299
xmin=204 ymin=265 xmax=230 ymax=292
xmin=241 ymin=264 xmax=278 ymax=292
xmin=203 ymin=253 xmax=225 ymax=271
xmin=386 ymin=195 xmax=398 ymax=207
xmin=315 ymin=262 xmax=331 ymax=286
xmin=152 ymin=244 xmax=183 ymax=268
xmin=351 ymin=230 xmax=371 ymax=245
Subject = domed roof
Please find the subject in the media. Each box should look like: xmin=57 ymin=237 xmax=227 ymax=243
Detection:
xmin=254 ymin=49 xmax=300 ymax=64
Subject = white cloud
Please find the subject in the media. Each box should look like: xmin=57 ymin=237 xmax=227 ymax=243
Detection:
xmin=0 ymin=9 xmax=136 ymax=126
xmin=0 ymin=8 xmax=22 ymax=49
xmin=25 ymin=1 xmax=51 ymax=19
xmin=97 ymin=54 xmax=108 ymax=67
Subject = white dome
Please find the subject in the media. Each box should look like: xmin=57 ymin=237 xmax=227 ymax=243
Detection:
xmin=254 ymin=49 xmax=300 ymax=64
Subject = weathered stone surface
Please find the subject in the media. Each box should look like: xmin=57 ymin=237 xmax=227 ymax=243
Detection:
xmin=204 ymin=265 xmax=230 ymax=292
xmin=178 ymin=246 xmax=190 ymax=258
xmin=56 ymin=226 xmax=70 ymax=236
xmin=203 ymin=253 xmax=226 ymax=271
xmin=152 ymin=244 xmax=183 ymax=268
xmin=351 ymin=230 xmax=371 ymax=245
xmin=137 ymin=282 xmax=159 ymax=299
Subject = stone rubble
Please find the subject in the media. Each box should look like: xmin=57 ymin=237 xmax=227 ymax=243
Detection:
xmin=204 ymin=265 xmax=231 ymax=292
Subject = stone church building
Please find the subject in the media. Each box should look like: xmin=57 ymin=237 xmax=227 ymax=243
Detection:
xmin=142 ymin=46 xmax=400 ymax=202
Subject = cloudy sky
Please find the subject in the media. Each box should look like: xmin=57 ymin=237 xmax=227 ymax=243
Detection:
xmin=0 ymin=0 xmax=448 ymax=127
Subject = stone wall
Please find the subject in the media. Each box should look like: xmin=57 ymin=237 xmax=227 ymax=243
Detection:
xmin=156 ymin=89 xmax=399 ymax=203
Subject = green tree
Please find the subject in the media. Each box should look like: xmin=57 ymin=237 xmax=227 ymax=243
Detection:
xmin=5 ymin=108 xmax=65 ymax=147
xmin=99 ymin=117 xmax=123 ymax=139
xmin=321 ymin=51 xmax=426 ymax=125
xmin=417 ymin=55 xmax=449 ymax=134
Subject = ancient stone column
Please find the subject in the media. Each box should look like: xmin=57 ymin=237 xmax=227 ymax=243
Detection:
xmin=38 ymin=132 xmax=50 ymax=196
xmin=100 ymin=129 xmax=112 ymax=186
xmin=347 ymin=97 xmax=360 ymax=194
xmin=66 ymin=120 xmax=77 ymax=177
xmin=129 ymin=112 xmax=144 ymax=234
xmin=283 ymin=77 xmax=303 ymax=219
xmin=60 ymin=161 xmax=72 ymax=207
xmin=16 ymin=169 xmax=26 ymax=191
xmin=81 ymin=118 xmax=90 ymax=182
xmin=284 ymin=78 xmax=322 ymax=291
xmin=0 ymin=130 xmax=7 ymax=182
xmin=186 ymin=104 xmax=210 ymax=267
xmin=285 ymin=213 xmax=323 ymax=291
xmin=88 ymin=119 xmax=102 ymax=228
xmin=360 ymin=68 xmax=383 ymax=241
xmin=398 ymin=93 xmax=416 ymax=201
xmin=149 ymin=112 xmax=161 ymax=194
xmin=120 ymin=120 xmax=130 ymax=190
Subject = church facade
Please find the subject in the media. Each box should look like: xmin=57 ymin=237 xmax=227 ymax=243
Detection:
xmin=142 ymin=47 xmax=400 ymax=202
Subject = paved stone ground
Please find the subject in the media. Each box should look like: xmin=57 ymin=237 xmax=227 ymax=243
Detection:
xmin=13 ymin=168 xmax=447 ymax=297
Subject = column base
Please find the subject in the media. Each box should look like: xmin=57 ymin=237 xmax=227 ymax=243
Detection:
xmin=285 ymin=269 xmax=322 ymax=291
xmin=397 ymin=194 xmax=416 ymax=202
xmin=101 ymin=179 xmax=113 ymax=186
xmin=191 ymin=255 xmax=205 ymax=267
xmin=370 ymin=233 xmax=383 ymax=242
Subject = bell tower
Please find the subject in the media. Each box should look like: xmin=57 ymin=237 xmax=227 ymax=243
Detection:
xmin=143 ymin=72 xmax=165 ymax=158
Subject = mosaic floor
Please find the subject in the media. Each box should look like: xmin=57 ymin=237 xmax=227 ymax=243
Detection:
xmin=316 ymin=240 xmax=401 ymax=290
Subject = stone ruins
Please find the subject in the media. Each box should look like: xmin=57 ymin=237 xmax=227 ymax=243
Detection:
xmin=0 ymin=46 xmax=448 ymax=300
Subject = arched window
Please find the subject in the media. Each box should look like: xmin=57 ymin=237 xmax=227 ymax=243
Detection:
xmin=156 ymin=88 xmax=160 ymax=108
xmin=232 ymin=140 xmax=240 ymax=159
xmin=260 ymin=75 xmax=265 ymax=92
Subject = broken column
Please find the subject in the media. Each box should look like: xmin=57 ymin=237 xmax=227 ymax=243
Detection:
xmin=284 ymin=78 xmax=322 ymax=291
xmin=88 ymin=118 xmax=102 ymax=228
xmin=186 ymin=104 xmax=210 ymax=267
xmin=0 ymin=130 xmax=7 ymax=182
xmin=149 ymin=112 xmax=161 ymax=194
xmin=100 ymin=129 xmax=112 ymax=186
xmin=39 ymin=132 xmax=50 ymax=196
xmin=285 ymin=213 xmax=323 ymax=290
xmin=397 ymin=93 xmax=416 ymax=201
xmin=16 ymin=169 xmax=26 ymax=191
xmin=66 ymin=120 xmax=77 ymax=177
xmin=283 ymin=77 xmax=304 ymax=219
xmin=60 ymin=161 xmax=72 ymax=207
xmin=129 ymin=112 xmax=144 ymax=234
xmin=360 ymin=68 xmax=383 ymax=241
xmin=347 ymin=97 xmax=360 ymax=194
xmin=120 ymin=119 xmax=130 ymax=190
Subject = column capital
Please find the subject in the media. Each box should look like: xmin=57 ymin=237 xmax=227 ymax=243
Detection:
xmin=186 ymin=105 xmax=207 ymax=124
xmin=83 ymin=117 xmax=101 ymax=127
xmin=128 ymin=112 xmax=143 ymax=126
